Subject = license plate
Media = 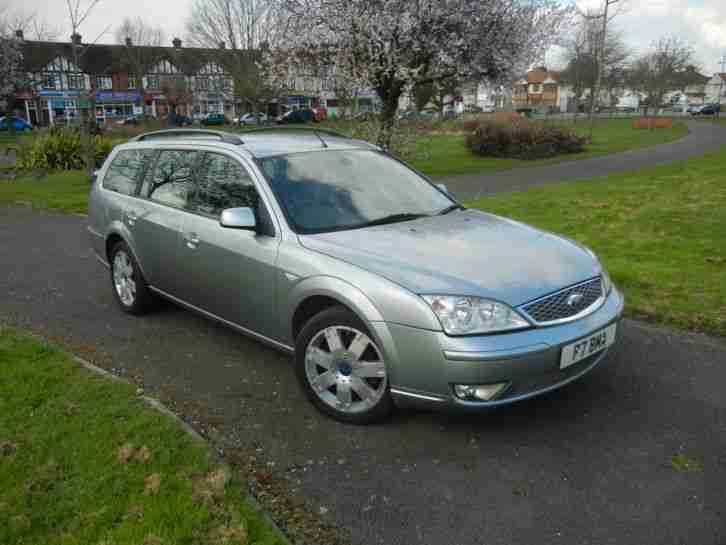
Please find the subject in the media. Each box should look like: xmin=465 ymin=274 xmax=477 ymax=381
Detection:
xmin=560 ymin=324 xmax=617 ymax=369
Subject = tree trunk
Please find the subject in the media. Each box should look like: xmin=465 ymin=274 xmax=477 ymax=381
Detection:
xmin=375 ymin=79 xmax=403 ymax=150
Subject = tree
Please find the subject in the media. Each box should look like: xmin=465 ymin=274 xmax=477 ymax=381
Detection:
xmin=115 ymin=17 xmax=165 ymax=109
xmin=185 ymin=0 xmax=286 ymax=114
xmin=411 ymin=82 xmax=434 ymax=112
xmin=558 ymin=9 xmax=629 ymax=115
xmin=627 ymin=37 xmax=695 ymax=115
xmin=0 ymin=29 xmax=22 ymax=113
xmin=274 ymin=0 xmax=572 ymax=148
xmin=65 ymin=0 xmax=105 ymax=176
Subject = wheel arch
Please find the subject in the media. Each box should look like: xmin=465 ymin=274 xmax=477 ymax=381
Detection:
xmin=287 ymin=276 xmax=386 ymax=343
xmin=104 ymin=225 xmax=148 ymax=280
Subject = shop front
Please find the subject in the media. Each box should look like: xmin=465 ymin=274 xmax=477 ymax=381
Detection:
xmin=33 ymin=90 xmax=86 ymax=126
xmin=95 ymin=91 xmax=142 ymax=123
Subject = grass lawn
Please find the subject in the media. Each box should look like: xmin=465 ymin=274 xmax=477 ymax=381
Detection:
xmin=468 ymin=146 xmax=726 ymax=337
xmin=0 ymin=170 xmax=89 ymax=214
xmin=0 ymin=327 xmax=288 ymax=545
xmin=411 ymin=118 xmax=689 ymax=178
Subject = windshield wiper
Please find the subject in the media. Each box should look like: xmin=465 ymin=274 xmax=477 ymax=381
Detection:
xmin=437 ymin=204 xmax=465 ymax=215
xmin=361 ymin=213 xmax=430 ymax=228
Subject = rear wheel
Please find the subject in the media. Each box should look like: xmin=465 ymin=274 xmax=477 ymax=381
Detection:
xmin=295 ymin=306 xmax=393 ymax=424
xmin=109 ymin=241 xmax=155 ymax=315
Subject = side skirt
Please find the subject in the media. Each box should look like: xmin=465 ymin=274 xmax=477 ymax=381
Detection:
xmin=148 ymin=286 xmax=295 ymax=355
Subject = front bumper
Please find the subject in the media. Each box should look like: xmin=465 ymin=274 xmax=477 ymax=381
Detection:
xmin=373 ymin=287 xmax=625 ymax=411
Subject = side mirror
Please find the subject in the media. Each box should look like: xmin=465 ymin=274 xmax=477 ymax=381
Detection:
xmin=220 ymin=207 xmax=257 ymax=230
xmin=436 ymin=183 xmax=450 ymax=195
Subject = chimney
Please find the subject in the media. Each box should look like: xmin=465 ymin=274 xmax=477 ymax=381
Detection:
xmin=172 ymin=37 xmax=182 ymax=48
xmin=15 ymin=29 xmax=24 ymax=40
xmin=71 ymin=33 xmax=82 ymax=45
xmin=219 ymin=41 xmax=226 ymax=49
xmin=125 ymin=37 xmax=132 ymax=47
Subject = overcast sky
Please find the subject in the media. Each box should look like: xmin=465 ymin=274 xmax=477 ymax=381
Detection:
xmin=6 ymin=0 xmax=726 ymax=75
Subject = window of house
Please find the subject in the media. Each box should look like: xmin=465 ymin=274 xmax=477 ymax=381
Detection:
xmin=145 ymin=150 xmax=199 ymax=209
xmin=189 ymin=153 xmax=258 ymax=217
xmin=43 ymin=74 xmax=59 ymax=90
xmin=147 ymin=76 xmax=160 ymax=89
xmin=128 ymin=76 xmax=137 ymax=89
xmin=97 ymin=76 xmax=113 ymax=90
xmin=67 ymin=74 xmax=85 ymax=89
xmin=197 ymin=77 xmax=209 ymax=91
xmin=103 ymin=150 xmax=154 ymax=196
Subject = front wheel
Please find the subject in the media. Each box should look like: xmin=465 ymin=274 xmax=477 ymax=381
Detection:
xmin=295 ymin=306 xmax=394 ymax=424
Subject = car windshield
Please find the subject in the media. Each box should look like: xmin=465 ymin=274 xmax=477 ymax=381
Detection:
xmin=258 ymin=150 xmax=454 ymax=234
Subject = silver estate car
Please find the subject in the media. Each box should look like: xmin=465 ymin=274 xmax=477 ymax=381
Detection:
xmin=88 ymin=128 xmax=624 ymax=424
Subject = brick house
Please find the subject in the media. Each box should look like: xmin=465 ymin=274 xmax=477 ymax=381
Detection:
xmin=512 ymin=67 xmax=568 ymax=112
xmin=14 ymin=31 xmax=240 ymax=126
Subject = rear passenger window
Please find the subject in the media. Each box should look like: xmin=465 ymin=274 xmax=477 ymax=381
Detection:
xmin=103 ymin=149 xmax=153 ymax=195
xmin=145 ymin=150 xmax=199 ymax=209
xmin=189 ymin=153 xmax=258 ymax=217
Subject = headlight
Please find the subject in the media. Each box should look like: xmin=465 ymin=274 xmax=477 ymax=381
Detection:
xmin=421 ymin=295 xmax=530 ymax=335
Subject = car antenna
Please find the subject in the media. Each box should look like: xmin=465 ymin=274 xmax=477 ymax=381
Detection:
xmin=313 ymin=130 xmax=328 ymax=149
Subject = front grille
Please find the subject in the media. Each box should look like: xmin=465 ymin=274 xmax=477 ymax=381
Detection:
xmin=521 ymin=277 xmax=604 ymax=324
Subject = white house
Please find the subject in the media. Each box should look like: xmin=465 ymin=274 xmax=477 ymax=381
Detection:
xmin=705 ymin=73 xmax=726 ymax=104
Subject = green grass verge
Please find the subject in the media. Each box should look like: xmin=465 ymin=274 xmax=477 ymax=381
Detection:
xmin=411 ymin=118 xmax=689 ymax=178
xmin=0 ymin=327 xmax=288 ymax=545
xmin=0 ymin=170 xmax=90 ymax=214
xmin=468 ymin=146 xmax=726 ymax=337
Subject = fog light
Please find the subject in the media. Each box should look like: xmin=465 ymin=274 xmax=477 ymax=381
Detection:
xmin=454 ymin=382 xmax=509 ymax=401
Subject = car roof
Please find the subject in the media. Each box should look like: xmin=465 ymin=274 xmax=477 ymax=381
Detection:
xmin=127 ymin=128 xmax=379 ymax=158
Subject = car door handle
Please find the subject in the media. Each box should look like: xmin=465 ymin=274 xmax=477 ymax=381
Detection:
xmin=184 ymin=232 xmax=200 ymax=249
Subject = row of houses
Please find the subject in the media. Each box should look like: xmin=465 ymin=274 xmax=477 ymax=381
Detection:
xmin=511 ymin=66 xmax=726 ymax=113
xmin=9 ymin=32 xmax=726 ymax=126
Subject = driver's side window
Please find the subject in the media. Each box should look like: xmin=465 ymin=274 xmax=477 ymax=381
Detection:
xmin=188 ymin=153 xmax=258 ymax=217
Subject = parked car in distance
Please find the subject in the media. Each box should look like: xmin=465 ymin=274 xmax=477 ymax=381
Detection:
xmin=116 ymin=115 xmax=139 ymax=126
xmin=238 ymin=112 xmax=268 ymax=126
xmin=398 ymin=110 xmax=435 ymax=121
xmin=0 ymin=116 xmax=33 ymax=131
xmin=201 ymin=113 xmax=229 ymax=125
xmin=312 ymin=106 xmax=328 ymax=122
xmin=687 ymin=104 xmax=703 ymax=114
xmin=276 ymin=109 xmax=315 ymax=124
xmin=696 ymin=103 xmax=721 ymax=116
xmin=88 ymin=128 xmax=624 ymax=424
xmin=171 ymin=114 xmax=193 ymax=127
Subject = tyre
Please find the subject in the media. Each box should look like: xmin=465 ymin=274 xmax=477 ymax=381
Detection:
xmin=109 ymin=240 xmax=155 ymax=315
xmin=295 ymin=306 xmax=394 ymax=424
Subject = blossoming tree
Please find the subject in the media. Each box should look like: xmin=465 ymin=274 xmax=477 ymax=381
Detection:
xmin=271 ymin=0 xmax=573 ymax=147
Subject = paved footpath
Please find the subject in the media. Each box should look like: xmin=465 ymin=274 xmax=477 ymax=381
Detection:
xmin=439 ymin=120 xmax=726 ymax=201
xmin=1 ymin=205 xmax=725 ymax=545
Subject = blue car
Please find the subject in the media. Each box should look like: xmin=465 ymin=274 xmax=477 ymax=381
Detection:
xmin=0 ymin=116 xmax=33 ymax=131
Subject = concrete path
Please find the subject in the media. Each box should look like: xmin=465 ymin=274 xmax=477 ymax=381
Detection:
xmin=1 ymin=206 xmax=725 ymax=545
xmin=439 ymin=120 xmax=726 ymax=201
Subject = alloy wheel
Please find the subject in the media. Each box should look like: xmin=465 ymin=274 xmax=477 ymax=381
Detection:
xmin=304 ymin=326 xmax=387 ymax=414
xmin=112 ymin=250 xmax=136 ymax=307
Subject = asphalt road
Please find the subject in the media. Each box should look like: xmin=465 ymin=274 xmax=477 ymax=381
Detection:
xmin=440 ymin=120 xmax=726 ymax=202
xmin=1 ymin=206 xmax=725 ymax=545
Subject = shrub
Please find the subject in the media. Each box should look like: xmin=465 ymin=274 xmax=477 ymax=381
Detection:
xmin=16 ymin=127 xmax=125 ymax=171
xmin=632 ymin=117 xmax=673 ymax=129
xmin=465 ymin=120 xmax=588 ymax=160
xmin=462 ymin=119 xmax=481 ymax=133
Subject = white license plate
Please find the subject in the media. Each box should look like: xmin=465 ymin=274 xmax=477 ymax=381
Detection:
xmin=560 ymin=324 xmax=617 ymax=369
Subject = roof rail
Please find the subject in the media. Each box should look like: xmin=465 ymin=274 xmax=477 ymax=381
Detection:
xmin=239 ymin=126 xmax=349 ymax=139
xmin=131 ymin=129 xmax=244 ymax=145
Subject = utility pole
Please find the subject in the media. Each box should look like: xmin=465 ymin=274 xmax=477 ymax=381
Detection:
xmin=589 ymin=0 xmax=618 ymax=137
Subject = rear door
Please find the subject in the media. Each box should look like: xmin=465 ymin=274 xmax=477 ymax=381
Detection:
xmin=132 ymin=148 xmax=200 ymax=296
xmin=176 ymin=151 xmax=281 ymax=338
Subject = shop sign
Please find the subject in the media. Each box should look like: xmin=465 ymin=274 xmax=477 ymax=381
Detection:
xmin=95 ymin=91 xmax=141 ymax=103
xmin=40 ymin=90 xmax=81 ymax=98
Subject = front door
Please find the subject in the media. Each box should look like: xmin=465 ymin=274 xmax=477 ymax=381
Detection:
xmin=177 ymin=151 xmax=281 ymax=339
